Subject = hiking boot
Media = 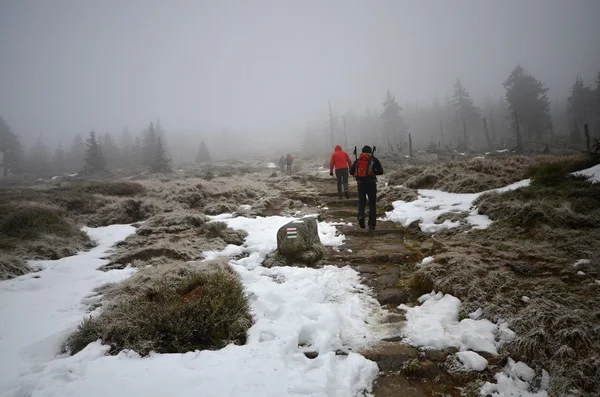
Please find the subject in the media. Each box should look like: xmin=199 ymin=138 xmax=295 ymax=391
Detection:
xmin=338 ymin=192 xmax=343 ymax=200
xmin=369 ymin=225 xmax=376 ymax=231
xmin=358 ymin=217 xmax=366 ymax=229
xmin=345 ymin=192 xmax=350 ymax=199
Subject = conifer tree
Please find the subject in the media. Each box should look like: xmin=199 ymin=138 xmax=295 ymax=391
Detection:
xmin=0 ymin=116 xmax=23 ymax=176
xmin=380 ymin=90 xmax=408 ymax=151
xmin=150 ymin=135 xmax=171 ymax=173
xmin=69 ymin=134 xmax=86 ymax=171
xmin=503 ymin=65 xmax=553 ymax=141
xmin=102 ymin=132 xmax=121 ymax=169
xmin=53 ymin=144 xmax=67 ymax=174
xmin=142 ymin=122 xmax=158 ymax=166
xmin=195 ymin=140 xmax=211 ymax=164
xmin=82 ymin=131 xmax=106 ymax=174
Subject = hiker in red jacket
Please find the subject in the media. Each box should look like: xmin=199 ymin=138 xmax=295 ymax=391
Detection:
xmin=329 ymin=145 xmax=353 ymax=199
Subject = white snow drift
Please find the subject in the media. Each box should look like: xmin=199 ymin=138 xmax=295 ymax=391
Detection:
xmin=0 ymin=216 xmax=388 ymax=397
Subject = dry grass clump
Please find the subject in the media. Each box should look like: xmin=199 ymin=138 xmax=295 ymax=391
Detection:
xmin=79 ymin=180 xmax=147 ymax=197
xmin=0 ymin=253 xmax=30 ymax=280
xmin=378 ymin=185 xmax=418 ymax=211
xmin=386 ymin=154 xmax=595 ymax=193
xmin=65 ymin=267 xmax=251 ymax=356
xmin=413 ymin=167 xmax=600 ymax=395
xmin=476 ymin=171 xmax=600 ymax=229
xmin=89 ymin=199 xmax=158 ymax=227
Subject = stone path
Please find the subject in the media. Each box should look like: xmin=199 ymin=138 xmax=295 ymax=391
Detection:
xmin=274 ymin=175 xmax=468 ymax=397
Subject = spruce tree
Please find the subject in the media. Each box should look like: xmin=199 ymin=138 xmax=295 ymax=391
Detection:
xmin=150 ymin=135 xmax=171 ymax=173
xmin=452 ymin=79 xmax=480 ymax=149
xmin=102 ymin=132 xmax=121 ymax=169
xmin=568 ymin=77 xmax=595 ymax=132
xmin=195 ymin=140 xmax=211 ymax=164
xmin=380 ymin=90 xmax=408 ymax=152
xmin=53 ymin=144 xmax=66 ymax=174
xmin=69 ymin=134 xmax=86 ymax=171
xmin=0 ymin=116 xmax=23 ymax=177
xmin=26 ymin=137 xmax=51 ymax=176
xmin=142 ymin=122 xmax=158 ymax=166
xmin=595 ymin=72 xmax=600 ymax=134
xmin=503 ymin=65 xmax=553 ymax=141
xmin=82 ymin=131 xmax=106 ymax=174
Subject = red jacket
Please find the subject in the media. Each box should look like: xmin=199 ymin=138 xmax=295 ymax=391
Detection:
xmin=330 ymin=145 xmax=352 ymax=172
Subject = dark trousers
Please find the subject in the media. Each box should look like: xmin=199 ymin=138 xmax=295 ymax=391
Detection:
xmin=335 ymin=168 xmax=349 ymax=193
xmin=358 ymin=182 xmax=377 ymax=227
xmin=286 ymin=163 xmax=292 ymax=173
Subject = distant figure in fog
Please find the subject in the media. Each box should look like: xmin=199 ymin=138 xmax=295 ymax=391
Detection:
xmin=329 ymin=145 xmax=352 ymax=199
xmin=279 ymin=156 xmax=286 ymax=172
xmin=286 ymin=153 xmax=293 ymax=174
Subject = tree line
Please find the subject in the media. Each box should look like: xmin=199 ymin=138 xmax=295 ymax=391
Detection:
xmin=306 ymin=65 xmax=600 ymax=155
xmin=1 ymin=118 xmax=213 ymax=177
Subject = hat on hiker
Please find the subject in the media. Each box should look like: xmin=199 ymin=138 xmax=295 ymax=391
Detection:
xmin=361 ymin=145 xmax=372 ymax=154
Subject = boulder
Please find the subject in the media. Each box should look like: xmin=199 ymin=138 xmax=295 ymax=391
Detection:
xmin=275 ymin=217 xmax=326 ymax=266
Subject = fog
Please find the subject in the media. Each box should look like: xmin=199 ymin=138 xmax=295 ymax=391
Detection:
xmin=1 ymin=0 xmax=599 ymax=156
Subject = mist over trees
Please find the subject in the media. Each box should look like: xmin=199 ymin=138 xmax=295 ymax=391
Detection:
xmin=2 ymin=61 xmax=600 ymax=179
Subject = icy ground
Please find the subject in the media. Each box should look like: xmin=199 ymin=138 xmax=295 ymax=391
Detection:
xmin=0 ymin=216 xmax=389 ymax=397
xmin=385 ymin=163 xmax=600 ymax=233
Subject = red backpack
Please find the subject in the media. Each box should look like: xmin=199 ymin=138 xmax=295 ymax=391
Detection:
xmin=355 ymin=153 xmax=373 ymax=178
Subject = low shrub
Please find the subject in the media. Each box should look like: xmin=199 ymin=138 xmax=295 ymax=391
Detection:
xmin=65 ymin=269 xmax=252 ymax=355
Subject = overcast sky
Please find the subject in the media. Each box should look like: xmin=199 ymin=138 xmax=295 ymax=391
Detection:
xmin=1 ymin=0 xmax=599 ymax=145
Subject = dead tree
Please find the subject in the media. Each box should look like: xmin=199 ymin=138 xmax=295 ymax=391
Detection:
xmin=489 ymin=109 xmax=496 ymax=142
xmin=328 ymin=102 xmax=335 ymax=148
xmin=483 ymin=117 xmax=493 ymax=152
xmin=439 ymin=120 xmax=446 ymax=148
xmin=585 ymin=124 xmax=591 ymax=153
xmin=513 ymin=112 xmax=524 ymax=153
xmin=408 ymin=133 xmax=413 ymax=160
xmin=343 ymin=116 xmax=348 ymax=151
xmin=462 ymin=119 xmax=468 ymax=152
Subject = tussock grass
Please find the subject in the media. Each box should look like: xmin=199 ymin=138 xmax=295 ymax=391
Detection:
xmin=80 ymin=181 xmax=147 ymax=197
xmin=0 ymin=204 xmax=75 ymax=239
xmin=0 ymin=254 xmax=30 ymax=280
xmin=89 ymin=199 xmax=158 ymax=227
xmin=65 ymin=268 xmax=252 ymax=355
xmin=386 ymin=154 xmax=597 ymax=193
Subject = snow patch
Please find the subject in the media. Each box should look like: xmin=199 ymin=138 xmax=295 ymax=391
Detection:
xmin=399 ymin=292 xmax=513 ymax=354
xmin=572 ymin=259 xmax=590 ymax=267
xmin=481 ymin=358 xmax=548 ymax=397
xmin=267 ymin=162 xmax=277 ymax=168
xmin=572 ymin=163 xmax=600 ymax=183
xmin=521 ymin=296 xmax=531 ymax=303
xmin=577 ymin=271 xmax=585 ymax=276
xmin=468 ymin=308 xmax=483 ymax=320
xmin=456 ymin=351 xmax=488 ymax=371
xmin=420 ymin=256 xmax=435 ymax=266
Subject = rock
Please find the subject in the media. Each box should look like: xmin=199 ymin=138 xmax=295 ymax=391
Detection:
xmin=374 ymin=273 xmax=400 ymax=288
xmin=372 ymin=374 xmax=429 ymax=397
xmin=408 ymin=360 xmax=442 ymax=380
xmin=475 ymin=351 xmax=507 ymax=367
xmin=362 ymin=343 xmax=418 ymax=372
xmin=382 ymin=336 xmax=403 ymax=342
xmin=377 ymin=288 xmax=409 ymax=306
xmin=382 ymin=313 xmax=406 ymax=324
xmin=276 ymin=217 xmax=326 ymax=265
xmin=430 ymin=239 xmax=447 ymax=255
xmin=423 ymin=349 xmax=447 ymax=362
xmin=304 ymin=351 xmax=319 ymax=359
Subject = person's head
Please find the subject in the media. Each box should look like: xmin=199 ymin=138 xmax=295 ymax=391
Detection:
xmin=361 ymin=145 xmax=372 ymax=154
xmin=335 ymin=145 xmax=342 ymax=152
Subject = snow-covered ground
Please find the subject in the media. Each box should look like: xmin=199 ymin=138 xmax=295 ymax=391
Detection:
xmin=0 ymin=216 xmax=387 ymax=397
xmin=385 ymin=163 xmax=600 ymax=233
xmin=385 ymin=179 xmax=530 ymax=232
xmin=398 ymin=292 xmax=550 ymax=396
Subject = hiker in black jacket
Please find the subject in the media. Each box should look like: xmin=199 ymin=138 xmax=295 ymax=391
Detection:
xmin=350 ymin=146 xmax=384 ymax=230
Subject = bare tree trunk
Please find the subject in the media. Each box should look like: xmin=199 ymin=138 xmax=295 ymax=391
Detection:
xmin=585 ymin=123 xmax=591 ymax=152
xmin=489 ymin=109 xmax=496 ymax=142
xmin=343 ymin=116 xmax=348 ymax=151
xmin=483 ymin=117 xmax=493 ymax=151
xmin=439 ymin=120 xmax=446 ymax=147
xmin=514 ymin=112 xmax=523 ymax=153
xmin=328 ymin=102 xmax=335 ymax=148
xmin=409 ymin=133 xmax=413 ymax=160
xmin=462 ymin=119 xmax=468 ymax=152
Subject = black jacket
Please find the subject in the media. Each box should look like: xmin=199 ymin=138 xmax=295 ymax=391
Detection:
xmin=350 ymin=155 xmax=384 ymax=183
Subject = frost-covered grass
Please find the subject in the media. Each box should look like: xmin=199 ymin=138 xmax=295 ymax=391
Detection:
xmin=386 ymin=153 xmax=597 ymax=193
xmin=66 ymin=269 xmax=251 ymax=355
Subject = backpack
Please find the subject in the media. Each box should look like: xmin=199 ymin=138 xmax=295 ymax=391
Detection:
xmin=355 ymin=153 xmax=373 ymax=178
xmin=286 ymin=155 xmax=293 ymax=163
